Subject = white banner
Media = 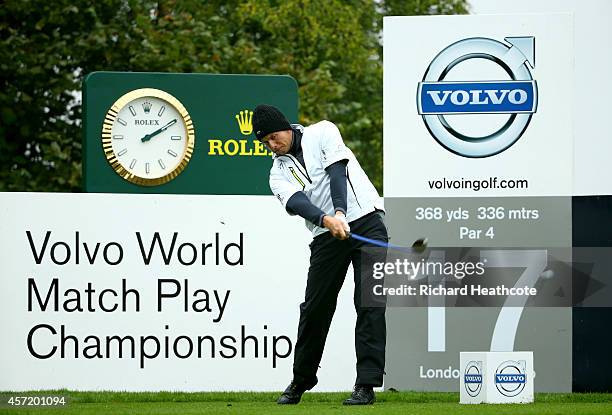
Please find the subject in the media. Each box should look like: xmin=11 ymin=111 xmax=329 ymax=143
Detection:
xmin=381 ymin=14 xmax=574 ymax=393
xmin=0 ymin=193 xmax=357 ymax=391
xmin=384 ymin=13 xmax=573 ymax=197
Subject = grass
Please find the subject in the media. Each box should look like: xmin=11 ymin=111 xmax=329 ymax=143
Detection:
xmin=0 ymin=390 xmax=611 ymax=414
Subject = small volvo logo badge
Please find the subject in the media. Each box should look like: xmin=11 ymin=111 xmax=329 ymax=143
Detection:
xmin=417 ymin=37 xmax=538 ymax=157
xmin=464 ymin=361 xmax=483 ymax=397
xmin=495 ymin=360 xmax=527 ymax=397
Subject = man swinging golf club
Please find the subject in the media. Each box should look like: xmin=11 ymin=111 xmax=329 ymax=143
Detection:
xmin=253 ymin=104 xmax=388 ymax=405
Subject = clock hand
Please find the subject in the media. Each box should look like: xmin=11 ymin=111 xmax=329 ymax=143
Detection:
xmin=159 ymin=118 xmax=178 ymax=132
xmin=141 ymin=118 xmax=178 ymax=142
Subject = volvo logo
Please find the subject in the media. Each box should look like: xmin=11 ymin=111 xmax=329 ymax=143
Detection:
xmin=417 ymin=37 xmax=538 ymax=157
xmin=464 ymin=361 xmax=483 ymax=397
xmin=495 ymin=360 xmax=527 ymax=397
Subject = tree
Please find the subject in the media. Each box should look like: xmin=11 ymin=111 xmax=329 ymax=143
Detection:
xmin=381 ymin=0 xmax=469 ymax=16
xmin=0 ymin=0 xmax=467 ymax=193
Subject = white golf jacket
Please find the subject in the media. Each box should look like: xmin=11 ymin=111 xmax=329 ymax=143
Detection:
xmin=269 ymin=121 xmax=384 ymax=237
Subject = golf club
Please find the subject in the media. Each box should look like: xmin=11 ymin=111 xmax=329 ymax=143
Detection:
xmin=348 ymin=232 xmax=428 ymax=253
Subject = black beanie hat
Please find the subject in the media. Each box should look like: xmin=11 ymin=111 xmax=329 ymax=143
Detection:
xmin=252 ymin=104 xmax=291 ymax=141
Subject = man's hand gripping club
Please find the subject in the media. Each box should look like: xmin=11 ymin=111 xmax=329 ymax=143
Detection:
xmin=323 ymin=211 xmax=351 ymax=240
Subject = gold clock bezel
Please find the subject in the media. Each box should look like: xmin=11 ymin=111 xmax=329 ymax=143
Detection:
xmin=101 ymin=88 xmax=195 ymax=186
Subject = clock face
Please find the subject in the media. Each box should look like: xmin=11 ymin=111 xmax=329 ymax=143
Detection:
xmin=102 ymin=88 xmax=195 ymax=186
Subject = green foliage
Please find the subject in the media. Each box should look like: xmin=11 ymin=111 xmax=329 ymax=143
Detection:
xmin=0 ymin=0 xmax=467 ymax=193
xmin=381 ymin=0 xmax=469 ymax=15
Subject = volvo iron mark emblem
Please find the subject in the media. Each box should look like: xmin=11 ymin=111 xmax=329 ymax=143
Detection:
xmin=417 ymin=37 xmax=538 ymax=157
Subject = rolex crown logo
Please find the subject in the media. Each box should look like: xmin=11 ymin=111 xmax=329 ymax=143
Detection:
xmin=142 ymin=101 xmax=152 ymax=114
xmin=235 ymin=110 xmax=253 ymax=135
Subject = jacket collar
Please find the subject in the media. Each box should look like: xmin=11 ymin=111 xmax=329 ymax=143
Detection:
xmin=272 ymin=124 xmax=304 ymax=159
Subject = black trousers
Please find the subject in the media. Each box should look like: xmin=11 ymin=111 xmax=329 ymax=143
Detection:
xmin=292 ymin=211 xmax=388 ymax=388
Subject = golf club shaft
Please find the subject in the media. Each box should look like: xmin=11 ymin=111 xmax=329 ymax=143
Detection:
xmin=348 ymin=232 xmax=407 ymax=250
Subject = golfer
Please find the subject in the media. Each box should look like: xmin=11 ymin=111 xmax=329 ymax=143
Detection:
xmin=252 ymin=104 xmax=388 ymax=405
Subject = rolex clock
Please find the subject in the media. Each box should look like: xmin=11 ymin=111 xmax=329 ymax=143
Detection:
xmin=101 ymin=88 xmax=195 ymax=185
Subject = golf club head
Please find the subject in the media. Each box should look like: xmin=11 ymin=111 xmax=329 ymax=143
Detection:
xmin=412 ymin=237 xmax=428 ymax=253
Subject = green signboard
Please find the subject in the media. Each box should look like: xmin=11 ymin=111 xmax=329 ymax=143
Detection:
xmin=83 ymin=71 xmax=298 ymax=194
